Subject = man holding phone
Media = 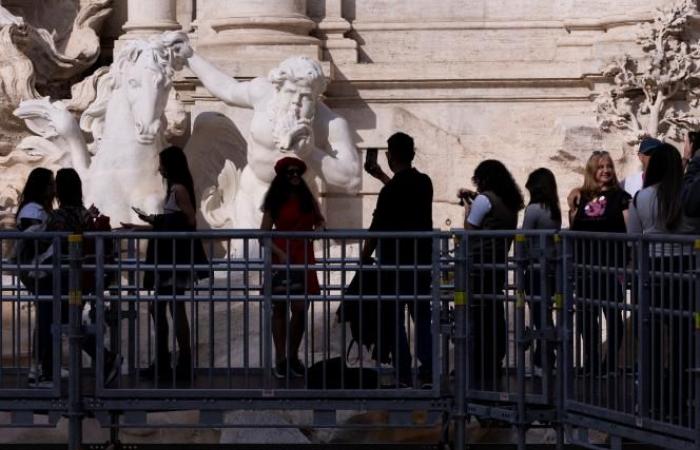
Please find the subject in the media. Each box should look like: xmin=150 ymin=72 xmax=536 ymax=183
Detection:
xmin=361 ymin=132 xmax=434 ymax=387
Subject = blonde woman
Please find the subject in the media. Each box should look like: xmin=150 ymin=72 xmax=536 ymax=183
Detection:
xmin=568 ymin=151 xmax=630 ymax=377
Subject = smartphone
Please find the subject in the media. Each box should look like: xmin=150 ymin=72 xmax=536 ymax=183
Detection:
xmin=131 ymin=206 xmax=147 ymax=217
xmin=365 ymin=148 xmax=378 ymax=168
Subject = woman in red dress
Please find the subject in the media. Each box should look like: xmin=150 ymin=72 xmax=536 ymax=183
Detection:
xmin=261 ymin=157 xmax=325 ymax=378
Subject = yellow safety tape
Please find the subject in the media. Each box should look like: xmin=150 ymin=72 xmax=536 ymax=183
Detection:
xmin=695 ymin=312 xmax=700 ymax=331
xmin=515 ymin=234 xmax=527 ymax=243
xmin=69 ymin=290 xmax=82 ymax=306
xmin=552 ymin=293 xmax=563 ymax=310
xmin=68 ymin=234 xmax=82 ymax=244
xmin=553 ymin=234 xmax=561 ymax=243
xmin=516 ymin=290 xmax=526 ymax=308
xmin=695 ymin=240 xmax=700 ymax=251
xmin=454 ymin=291 xmax=467 ymax=306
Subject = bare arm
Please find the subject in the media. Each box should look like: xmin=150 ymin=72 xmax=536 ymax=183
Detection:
xmin=172 ymin=185 xmax=196 ymax=228
xmin=186 ymin=53 xmax=259 ymax=108
xmin=259 ymin=210 xmax=287 ymax=261
xmin=308 ymin=111 xmax=362 ymax=193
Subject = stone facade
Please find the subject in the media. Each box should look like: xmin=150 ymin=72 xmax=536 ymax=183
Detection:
xmin=3 ymin=0 xmax=695 ymax=229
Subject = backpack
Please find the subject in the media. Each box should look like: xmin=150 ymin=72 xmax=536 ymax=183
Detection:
xmin=307 ymin=356 xmax=379 ymax=389
xmin=11 ymin=222 xmax=54 ymax=288
xmin=81 ymin=214 xmax=114 ymax=293
xmin=335 ymin=267 xmax=396 ymax=364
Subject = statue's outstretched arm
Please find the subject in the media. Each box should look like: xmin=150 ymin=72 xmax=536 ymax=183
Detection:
xmin=187 ymin=53 xmax=254 ymax=108
xmin=310 ymin=111 xmax=361 ymax=194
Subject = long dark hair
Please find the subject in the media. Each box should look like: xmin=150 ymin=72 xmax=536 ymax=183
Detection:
xmin=643 ymin=144 xmax=683 ymax=230
xmin=473 ymin=160 xmax=524 ymax=212
xmin=55 ymin=168 xmax=83 ymax=208
xmin=159 ymin=146 xmax=196 ymax=212
xmin=525 ymin=168 xmax=561 ymax=223
xmin=16 ymin=167 xmax=54 ymax=219
xmin=262 ymin=173 xmax=317 ymax=220
xmin=688 ymin=131 xmax=700 ymax=157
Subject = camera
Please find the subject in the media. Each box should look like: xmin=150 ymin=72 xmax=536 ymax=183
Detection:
xmin=457 ymin=189 xmax=477 ymax=206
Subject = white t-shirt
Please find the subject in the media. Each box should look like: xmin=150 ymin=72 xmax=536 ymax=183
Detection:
xmin=623 ymin=171 xmax=644 ymax=197
xmin=466 ymin=194 xmax=492 ymax=227
xmin=16 ymin=202 xmax=48 ymax=225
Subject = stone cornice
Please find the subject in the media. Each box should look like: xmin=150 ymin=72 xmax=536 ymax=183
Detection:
xmin=351 ymin=15 xmax=652 ymax=32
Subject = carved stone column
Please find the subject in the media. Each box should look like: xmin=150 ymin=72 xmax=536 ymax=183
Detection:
xmin=316 ymin=0 xmax=357 ymax=63
xmin=194 ymin=0 xmax=320 ymax=76
xmin=122 ymin=0 xmax=179 ymax=39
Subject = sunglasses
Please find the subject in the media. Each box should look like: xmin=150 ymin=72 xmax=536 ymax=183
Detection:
xmin=591 ymin=150 xmax=610 ymax=156
xmin=286 ymin=169 xmax=302 ymax=176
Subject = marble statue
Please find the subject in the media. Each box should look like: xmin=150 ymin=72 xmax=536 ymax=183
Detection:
xmin=596 ymin=0 xmax=700 ymax=146
xmin=172 ymin=36 xmax=361 ymax=229
xmin=14 ymin=31 xmax=187 ymax=225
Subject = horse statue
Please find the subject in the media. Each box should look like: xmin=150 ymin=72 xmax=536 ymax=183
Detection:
xmin=13 ymin=31 xmax=186 ymax=225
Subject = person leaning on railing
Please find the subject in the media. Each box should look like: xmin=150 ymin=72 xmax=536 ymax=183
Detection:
xmin=459 ymin=159 xmax=524 ymax=390
xmin=567 ymin=151 xmax=629 ymax=377
xmin=628 ymin=143 xmax=699 ymax=425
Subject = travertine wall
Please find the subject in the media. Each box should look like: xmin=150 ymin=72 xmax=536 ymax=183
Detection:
xmin=102 ymin=0 xmax=679 ymax=229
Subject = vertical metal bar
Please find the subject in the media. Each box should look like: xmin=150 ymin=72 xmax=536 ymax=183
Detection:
xmin=95 ymin=236 xmax=105 ymax=392
xmin=127 ymin=237 xmax=137 ymax=379
xmin=694 ymin=239 xmax=700 ymax=449
xmin=553 ymin=234 xmax=565 ymax=450
xmin=67 ymin=234 xmax=83 ymax=450
xmin=50 ymin=237 xmax=62 ymax=393
xmin=514 ymin=234 xmax=527 ymax=450
xmin=431 ymin=233 xmax=441 ymax=393
xmin=262 ymin=236 xmax=273 ymax=387
xmin=562 ymin=233 xmax=575 ymax=423
xmin=453 ymin=232 xmax=468 ymax=450
xmin=638 ymin=237 xmax=651 ymax=421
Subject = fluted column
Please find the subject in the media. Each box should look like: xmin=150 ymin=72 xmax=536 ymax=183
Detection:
xmin=122 ymin=0 xmax=180 ymax=39
xmin=194 ymin=0 xmax=320 ymax=76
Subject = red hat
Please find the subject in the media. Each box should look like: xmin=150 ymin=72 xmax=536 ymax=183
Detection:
xmin=274 ymin=157 xmax=307 ymax=175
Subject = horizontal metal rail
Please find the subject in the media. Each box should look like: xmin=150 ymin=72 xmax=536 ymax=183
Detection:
xmin=0 ymin=229 xmax=697 ymax=450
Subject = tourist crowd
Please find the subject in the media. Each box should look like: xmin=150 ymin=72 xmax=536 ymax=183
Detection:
xmin=11 ymin=130 xmax=700 ymax=393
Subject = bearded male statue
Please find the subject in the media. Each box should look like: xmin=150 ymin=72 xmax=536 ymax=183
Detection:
xmin=172 ymin=37 xmax=361 ymax=229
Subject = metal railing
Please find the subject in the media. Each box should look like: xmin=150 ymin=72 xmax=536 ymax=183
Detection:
xmin=0 ymin=229 xmax=698 ymax=450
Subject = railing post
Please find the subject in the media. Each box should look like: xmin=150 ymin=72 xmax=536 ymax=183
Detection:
xmin=638 ymin=237 xmax=651 ymax=422
xmin=694 ymin=239 xmax=700 ymax=449
xmin=262 ymin=235 xmax=273 ymax=387
xmin=431 ymin=233 xmax=441 ymax=393
xmin=560 ymin=233 xmax=574 ymax=437
xmin=552 ymin=234 xmax=565 ymax=450
xmin=514 ymin=234 xmax=527 ymax=450
xmin=452 ymin=232 xmax=467 ymax=450
xmin=67 ymin=234 xmax=83 ymax=450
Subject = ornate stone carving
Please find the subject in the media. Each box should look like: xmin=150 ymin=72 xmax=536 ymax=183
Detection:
xmin=13 ymin=32 xmax=188 ymax=225
xmin=596 ymin=0 xmax=700 ymax=144
xmin=0 ymin=0 xmax=113 ymax=111
xmin=173 ymin=35 xmax=362 ymax=229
